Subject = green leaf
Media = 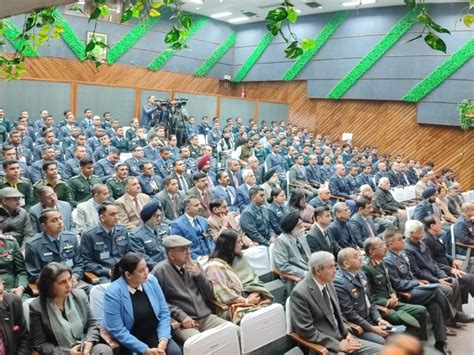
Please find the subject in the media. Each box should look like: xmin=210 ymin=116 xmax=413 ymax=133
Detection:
xmin=163 ymin=0 xmax=173 ymax=5
xmin=151 ymin=1 xmax=163 ymax=8
xmin=180 ymin=14 xmax=192 ymax=30
xmin=424 ymin=32 xmax=446 ymax=53
xmin=89 ymin=7 xmax=101 ymax=21
xmin=404 ymin=0 xmax=417 ymax=10
xmin=287 ymin=7 xmax=298 ymax=24
xmin=149 ymin=9 xmax=161 ymax=17
xmin=463 ymin=14 xmax=474 ymax=27
xmin=170 ymin=42 xmax=184 ymax=50
xmin=266 ymin=21 xmax=281 ymax=36
xmin=25 ymin=16 xmax=36 ymax=31
xmin=266 ymin=7 xmax=288 ymax=22
xmin=285 ymin=44 xmax=303 ymax=59
xmin=426 ymin=17 xmax=451 ymax=34
xmin=416 ymin=12 xmax=430 ymax=25
xmin=85 ymin=40 xmax=96 ymax=52
xmin=121 ymin=8 xmax=133 ymax=22
xmin=164 ymin=27 xmax=180 ymax=43
xmin=301 ymin=38 xmax=316 ymax=51
xmin=100 ymin=5 xmax=110 ymax=16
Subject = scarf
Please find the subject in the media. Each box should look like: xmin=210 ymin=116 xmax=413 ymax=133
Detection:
xmin=47 ymin=296 xmax=83 ymax=348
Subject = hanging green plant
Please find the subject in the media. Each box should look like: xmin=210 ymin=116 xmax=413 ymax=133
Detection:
xmin=458 ymin=99 xmax=474 ymax=131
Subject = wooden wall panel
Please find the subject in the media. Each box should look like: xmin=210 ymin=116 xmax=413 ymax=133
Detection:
xmin=13 ymin=57 xmax=474 ymax=188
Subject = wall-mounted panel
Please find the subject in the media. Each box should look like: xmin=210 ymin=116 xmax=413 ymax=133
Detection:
xmin=0 ymin=80 xmax=70 ymax=123
xmin=417 ymin=102 xmax=459 ymax=126
xmin=220 ymin=98 xmax=256 ymax=124
xmin=76 ymin=85 xmax=135 ymax=126
xmin=258 ymin=102 xmax=289 ymax=124
xmin=174 ymin=92 xmax=217 ymax=120
xmin=343 ymin=79 xmax=419 ymax=100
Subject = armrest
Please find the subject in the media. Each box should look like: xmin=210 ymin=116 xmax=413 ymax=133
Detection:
xmin=376 ymin=305 xmax=390 ymax=317
xmin=28 ymin=282 xmax=39 ymax=296
xmin=210 ymin=299 xmax=229 ymax=312
xmin=456 ymin=242 xmax=474 ymax=249
xmin=347 ymin=321 xmax=363 ymax=336
xmin=397 ymin=292 xmax=412 ymax=302
xmin=272 ymin=269 xmax=301 ymax=284
xmin=99 ymin=327 xmax=119 ymax=350
xmin=83 ymin=272 xmax=100 ymax=285
xmin=330 ymin=195 xmax=345 ymax=202
xmin=289 ymin=333 xmax=329 ymax=355
xmin=171 ymin=319 xmax=181 ymax=330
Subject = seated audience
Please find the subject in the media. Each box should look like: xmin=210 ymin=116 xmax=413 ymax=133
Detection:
xmin=374 ymin=177 xmax=407 ymax=234
xmin=102 ymin=252 xmax=181 ymax=355
xmin=362 ymin=237 xmax=428 ymax=340
xmin=236 ymin=169 xmax=256 ymax=212
xmin=212 ymin=170 xmax=238 ymax=212
xmin=105 ymin=162 xmax=128 ymax=201
xmin=446 ymin=183 xmax=463 ymax=217
xmin=266 ymin=188 xmax=289 ymax=235
xmin=29 ymin=262 xmax=112 ymax=355
xmin=0 ymin=233 xmax=27 ymax=297
xmin=290 ymin=251 xmax=382 ymax=354
xmin=306 ymin=206 xmax=341 ymax=256
xmin=240 ymin=186 xmax=277 ymax=246
xmin=130 ymin=201 xmax=169 ymax=270
xmin=153 ymin=235 xmax=235 ymax=344
xmin=186 ymin=172 xmax=212 ymax=218
xmin=170 ymin=197 xmax=214 ymax=260
xmin=68 ymin=158 xmax=102 ymax=207
xmin=453 ymin=202 xmax=474 ymax=254
xmin=1 ymin=160 xmax=35 ymax=210
xmin=115 ymin=176 xmax=151 ymax=231
xmin=359 ymin=184 xmax=397 ymax=233
xmin=273 ymin=211 xmax=310 ymax=282
xmin=137 ymin=161 xmax=162 ymax=198
xmin=308 ymin=185 xmax=333 ymax=210
xmin=348 ymin=197 xmax=378 ymax=244
xmin=383 ymin=229 xmax=457 ymax=354
xmin=0 ymin=187 xmax=34 ymax=248
xmin=81 ymin=202 xmax=132 ymax=282
xmin=205 ymin=230 xmax=273 ymax=324
xmin=328 ymin=202 xmax=361 ymax=249
xmin=33 ymin=161 xmax=72 ymax=205
xmin=156 ymin=177 xmax=185 ymax=225
xmin=436 ymin=186 xmax=457 ymax=224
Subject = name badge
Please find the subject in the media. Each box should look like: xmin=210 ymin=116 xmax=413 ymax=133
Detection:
xmin=65 ymin=259 xmax=73 ymax=267
xmin=100 ymin=251 xmax=110 ymax=260
xmin=116 ymin=236 xmax=125 ymax=242
xmin=95 ymin=241 xmax=104 ymax=245
xmin=43 ymin=252 xmax=53 ymax=256
xmin=144 ymin=240 xmax=152 ymax=244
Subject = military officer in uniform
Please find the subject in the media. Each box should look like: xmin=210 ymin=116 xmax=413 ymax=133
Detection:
xmin=125 ymin=145 xmax=145 ymax=176
xmin=80 ymin=202 xmax=132 ymax=282
xmin=68 ymin=157 xmax=102 ymax=207
xmin=94 ymin=148 xmax=120 ymax=180
xmin=362 ymin=236 xmax=428 ymax=340
xmin=105 ymin=162 xmax=128 ymax=201
xmin=32 ymin=161 xmax=72 ymax=205
xmin=130 ymin=201 xmax=169 ymax=270
xmin=0 ymin=159 xmax=34 ymax=210
xmin=25 ymin=209 xmax=84 ymax=283
xmin=0 ymin=233 xmax=27 ymax=297
xmin=334 ymin=248 xmax=392 ymax=345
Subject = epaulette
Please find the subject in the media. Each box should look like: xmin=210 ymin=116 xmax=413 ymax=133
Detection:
xmin=0 ymin=234 xmax=15 ymax=241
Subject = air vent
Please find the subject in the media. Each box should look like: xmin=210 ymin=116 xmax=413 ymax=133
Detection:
xmin=258 ymin=3 xmax=282 ymax=9
xmin=242 ymin=11 xmax=257 ymax=17
xmin=304 ymin=1 xmax=322 ymax=8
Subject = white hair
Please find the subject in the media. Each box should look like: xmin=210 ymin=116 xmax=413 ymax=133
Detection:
xmin=308 ymin=251 xmax=335 ymax=271
xmin=360 ymin=184 xmax=372 ymax=193
xmin=378 ymin=177 xmax=389 ymax=187
xmin=404 ymin=220 xmax=424 ymax=239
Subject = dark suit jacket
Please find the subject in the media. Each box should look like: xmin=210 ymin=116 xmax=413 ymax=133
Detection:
xmin=328 ymin=175 xmax=352 ymax=200
xmin=0 ymin=292 xmax=30 ymax=355
xmin=348 ymin=213 xmax=377 ymax=245
xmin=212 ymin=185 xmax=238 ymax=212
xmin=290 ymin=277 xmax=349 ymax=353
xmin=404 ymin=239 xmax=447 ymax=283
xmin=422 ymin=232 xmax=453 ymax=274
xmin=327 ymin=219 xmax=360 ymax=248
xmin=156 ymin=190 xmax=185 ymax=225
xmin=186 ymin=187 xmax=212 ymax=218
xmin=306 ymin=224 xmax=341 ymax=257
xmin=236 ymin=184 xmax=250 ymax=212
xmin=453 ymin=215 xmax=474 ymax=254
xmin=170 ymin=215 xmax=214 ymax=259
xmin=137 ymin=174 xmax=162 ymax=197
xmin=168 ymin=172 xmax=194 ymax=192
xmin=29 ymin=289 xmax=99 ymax=354
xmin=226 ymin=169 xmax=243 ymax=189
xmin=413 ymin=200 xmax=434 ymax=222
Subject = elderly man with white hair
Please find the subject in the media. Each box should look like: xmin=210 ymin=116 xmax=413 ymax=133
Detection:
xmin=359 ymin=184 xmax=397 ymax=233
xmin=236 ymin=169 xmax=256 ymax=212
xmin=404 ymin=219 xmax=474 ymax=323
xmin=309 ymin=186 xmax=333 ymax=210
xmin=373 ymin=177 xmax=407 ymax=233
xmin=290 ymin=251 xmax=382 ymax=354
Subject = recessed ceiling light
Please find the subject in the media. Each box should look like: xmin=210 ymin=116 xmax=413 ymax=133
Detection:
xmin=228 ymin=16 xmax=249 ymax=23
xmin=211 ymin=11 xmax=232 ymax=18
xmin=196 ymin=6 xmax=200 ymax=9
xmin=189 ymin=0 xmax=204 ymax=4
xmin=342 ymin=0 xmax=376 ymax=6
xmin=295 ymin=9 xmax=302 ymax=13
xmin=219 ymin=0 xmax=223 ymax=2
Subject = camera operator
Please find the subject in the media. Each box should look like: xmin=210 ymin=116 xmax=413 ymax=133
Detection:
xmin=141 ymin=95 xmax=160 ymax=130
xmin=170 ymin=98 xmax=189 ymax=147
xmin=158 ymin=100 xmax=172 ymax=137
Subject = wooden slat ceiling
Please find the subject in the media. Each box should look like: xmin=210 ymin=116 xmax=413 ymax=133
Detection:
xmin=15 ymin=57 xmax=474 ymax=188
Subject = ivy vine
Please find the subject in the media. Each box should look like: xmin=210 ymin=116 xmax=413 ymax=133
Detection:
xmin=458 ymin=99 xmax=473 ymax=131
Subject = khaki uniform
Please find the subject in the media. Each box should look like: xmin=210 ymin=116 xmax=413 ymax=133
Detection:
xmin=68 ymin=174 xmax=102 ymax=207
xmin=0 ymin=234 xmax=28 ymax=290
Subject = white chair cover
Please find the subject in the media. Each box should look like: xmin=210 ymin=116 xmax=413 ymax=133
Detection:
xmin=391 ymin=187 xmax=405 ymax=202
xmin=22 ymin=297 xmax=35 ymax=330
xmin=406 ymin=206 xmax=416 ymax=221
xmin=183 ymin=322 xmax=240 ymax=355
xmin=240 ymin=303 xmax=286 ymax=354
xmin=269 ymin=243 xmax=276 ymax=270
xmin=404 ymin=186 xmax=416 ymax=201
xmin=242 ymin=245 xmax=270 ymax=276
xmin=89 ymin=283 xmax=111 ymax=323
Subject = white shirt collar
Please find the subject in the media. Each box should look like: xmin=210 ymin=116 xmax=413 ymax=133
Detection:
xmin=127 ymin=284 xmax=143 ymax=294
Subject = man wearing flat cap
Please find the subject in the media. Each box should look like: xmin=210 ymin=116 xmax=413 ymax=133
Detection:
xmin=0 ymin=187 xmax=34 ymax=248
xmin=153 ymin=235 xmax=234 ymax=344
xmin=273 ymin=211 xmax=311 ymax=285
xmin=130 ymin=201 xmax=169 ymax=270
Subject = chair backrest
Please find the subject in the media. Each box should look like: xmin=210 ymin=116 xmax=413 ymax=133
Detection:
xmin=391 ymin=187 xmax=405 ymax=202
xmin=406 ymin=206 xmax=416 ymax=220
xmin=23 ymin=297 xmax=35 ymax=330
xmin=90 ymin=283 xmax=111 ymax=323
xmin=286 ymin=171 xmax=291 ymax=198
xmin=450 ymin=224 xmax=456 ymax=259
xmin=285 ymin=297 xmax=293 ymax=334
xmin=240 ymin=303 xmax=286 ymax=354
xmin=242 ymin=245 xmax=271 ymax=276
xmin=468 ymin=190 xmax=474 ymax=202
xmin=269 ymin=242 xmax=276 ymax=270
xmin=183 ymin=322 xmax=240 ymax=355
xmin=461 ymin=192 xmax=470 ymax=203
xmin=404 ymin=186 xmax=416 ymax=201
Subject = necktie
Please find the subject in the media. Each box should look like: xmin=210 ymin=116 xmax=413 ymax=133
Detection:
xmin=53 ymin=239 xmax=60 ymax=253
xmin=194 ymin=218 xmax=202 ymax=233
xmin=207 ymin=176 xmax=214 ymax=188
xmin=202 ymin=192 xmax=209 ymax=210
xmin=225 ymin=189 xmax=232 ymax=205
xmin=180 ymin=176 xmax=188 ymax=192
xmin=323 ymin=230 xmax=331 ymax=246
xmin=0 ymin=328 xmax=5 ymax=355
xmin=233 ymin=174 xmax=239 ymax=188
xmin=171 ymin=194 xmax=179 ymax=219
xmin=134 ymin=198 xmax=142 ymax=218
xmin=366 ymin=220 xmax=376 ymax=239
xmin=296 ymin=239 xmax=308 ymax=263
